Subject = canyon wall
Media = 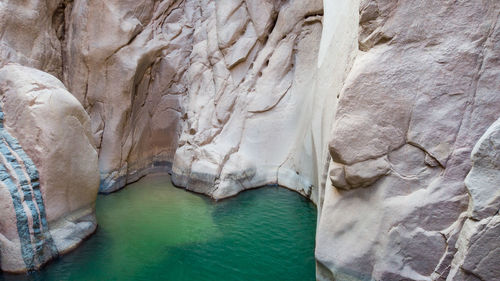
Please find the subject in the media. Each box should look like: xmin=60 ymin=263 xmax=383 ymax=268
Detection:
xmin=168 ymin=0 xmax=341 ymax=200
xmin=62 ymin=0 xmax=187 ymax=192
xmin=1 ymin=0 xmax=500 ymax=280
xmin=316 ymin=0 xmax=500 ymax=280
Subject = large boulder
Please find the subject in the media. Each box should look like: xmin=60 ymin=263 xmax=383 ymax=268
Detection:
xmin=0 ymin=64 xmax=99 ymax=272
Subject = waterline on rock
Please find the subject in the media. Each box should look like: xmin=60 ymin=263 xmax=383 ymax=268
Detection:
xmin=1 ymin=174 xmax=316 ymax=281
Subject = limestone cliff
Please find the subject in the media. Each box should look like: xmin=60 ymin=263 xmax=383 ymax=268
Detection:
xmin=0 ymin=0 xmax=499 ymax=280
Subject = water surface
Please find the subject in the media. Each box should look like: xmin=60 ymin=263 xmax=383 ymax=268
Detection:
xmin=1 ymin=174 xmax=317 ymax=281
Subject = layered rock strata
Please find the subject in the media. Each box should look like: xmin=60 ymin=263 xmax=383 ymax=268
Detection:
xmin=0 ymin=64 xmax=99 ymax=272
xmin=0 ymin=104 xmax=58 ymax=272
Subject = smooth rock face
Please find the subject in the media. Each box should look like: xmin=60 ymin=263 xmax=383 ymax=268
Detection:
xmin=0 ymin=64 xmax=99 ymax=272
xmin=59 ymin=0 xmax=349 ymax=201
xmin=63 ymin=0 xmax=186 ymax=192
xmin=317 ymin=0 xmax=500 ymax=280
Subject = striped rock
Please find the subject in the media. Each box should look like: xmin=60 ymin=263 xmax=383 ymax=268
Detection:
xmin=0 ymin=64 xmax=99 ymax=273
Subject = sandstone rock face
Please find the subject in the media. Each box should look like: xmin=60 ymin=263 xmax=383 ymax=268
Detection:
xmin=1 ymin=0 xmax=500 ymax=280
xmin=447 ymin=118 xmax=500 ymax=281
xmin=0 ymin=0 xmax=64 ymax=78
xmin=62 ymin=0 xmax=187 ymax=192
xmin=317 ymin=0 xmax=500 ymax=280
xmin=0 ymin=64 xmax=99 ymax=272
xmin=170 ymin=0 xmax=329 ymax=200
xmin=59 ymin=0 xmax=354 ymax=201
xmin=463 ymin=118 xmax=500 ymax=222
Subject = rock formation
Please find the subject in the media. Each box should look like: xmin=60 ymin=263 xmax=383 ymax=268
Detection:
xmin=447 ymin=118 xmax=500 ymax=281
xmin=1 ymin=0 xmax=499 ymax=280
xmin=60 ymin=0 xmax=335 ymax=198
xmin=0 ymin=0 xmax=63 ymax=78
xmin=0 ymin=64 xmax=99 ymax=272
xmin=316 ymin=0 xmax=500 ymax=280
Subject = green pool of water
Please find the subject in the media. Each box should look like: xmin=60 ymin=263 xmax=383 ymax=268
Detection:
xmin=1 ymin=174 xmax=317 ymax=281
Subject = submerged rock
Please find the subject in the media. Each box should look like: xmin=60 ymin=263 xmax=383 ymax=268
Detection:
xmin=0 ymin=64 xmax=99 ymax=272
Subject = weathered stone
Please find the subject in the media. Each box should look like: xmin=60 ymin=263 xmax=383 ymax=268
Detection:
xmin=449 ymin=215 xmax=500 ymax=281
xmin=0 ymin=0 xmax=63 ymax=78
xmin=0 ymin=64 xmax=99 ymax=272
xmin=447 ymin=118 xmax=500 ymax=281
xmin=318 ymin=0 xmax=500 ymax=280
xmin=1 ymin=0 xmax=499 ymax=280
xmin=464 ymin=118 xmax=500 ymax=220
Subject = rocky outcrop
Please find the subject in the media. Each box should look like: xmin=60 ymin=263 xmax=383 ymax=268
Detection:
xmin=0 ymin=0 xmax=352 ymax=201
xmin=0 ymin=64 xmax=99 ymax=272
xmin=316 ymin=0 xmax=500 ymax=280
xmin=170 ymin=0 xmax=330 ymax=200
xmin=62 ymin=0 xmax=187 ymax=192
xmin=447 ymin=118 xmax=500 ymax=281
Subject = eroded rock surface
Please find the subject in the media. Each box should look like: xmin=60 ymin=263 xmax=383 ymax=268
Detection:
xmin=0 ymin=0 xmax=64 ymax=78
xmin=0 ymin=64 xmax=99 ymax=272
xmin=447 ymin=118 xmax=500 ymax=281
xmin=0 ymin=0 xmax=499 ymax=280
xmin=170 ymin=0 xmax=327 ymax=199
xmin=317 ymin=0 xmax=500 ymax=280
xmin=63 ymin=0 xmax=187 ymax=192
xmin=60 ymin=0 xmax=351 ymax=201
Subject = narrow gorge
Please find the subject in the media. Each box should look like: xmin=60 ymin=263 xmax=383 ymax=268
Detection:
xmin=0 ymin=0 xmax=499 ymax=280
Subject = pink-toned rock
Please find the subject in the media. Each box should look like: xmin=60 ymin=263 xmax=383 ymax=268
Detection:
xmin=0 ymin=64 xmax=99 ymax=272
xmin=318 ymin=1 xmax=500 ymax=280
xmin=0 ymin=0 xmax=63 ymax=78
xmin=0 ymin=0 xmax=499 ymax=280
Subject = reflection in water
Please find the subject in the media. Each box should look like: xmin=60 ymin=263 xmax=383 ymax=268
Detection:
xmin=1 ymin=174 xmax=317 ymax=281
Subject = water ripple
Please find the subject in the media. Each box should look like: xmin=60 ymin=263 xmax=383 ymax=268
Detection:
xmin=1 ymin=174 xmax=316 ymax=281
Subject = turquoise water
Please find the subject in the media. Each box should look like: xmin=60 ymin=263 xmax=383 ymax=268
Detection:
xmin=1 ymin=174 xmax=317 ymax=281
